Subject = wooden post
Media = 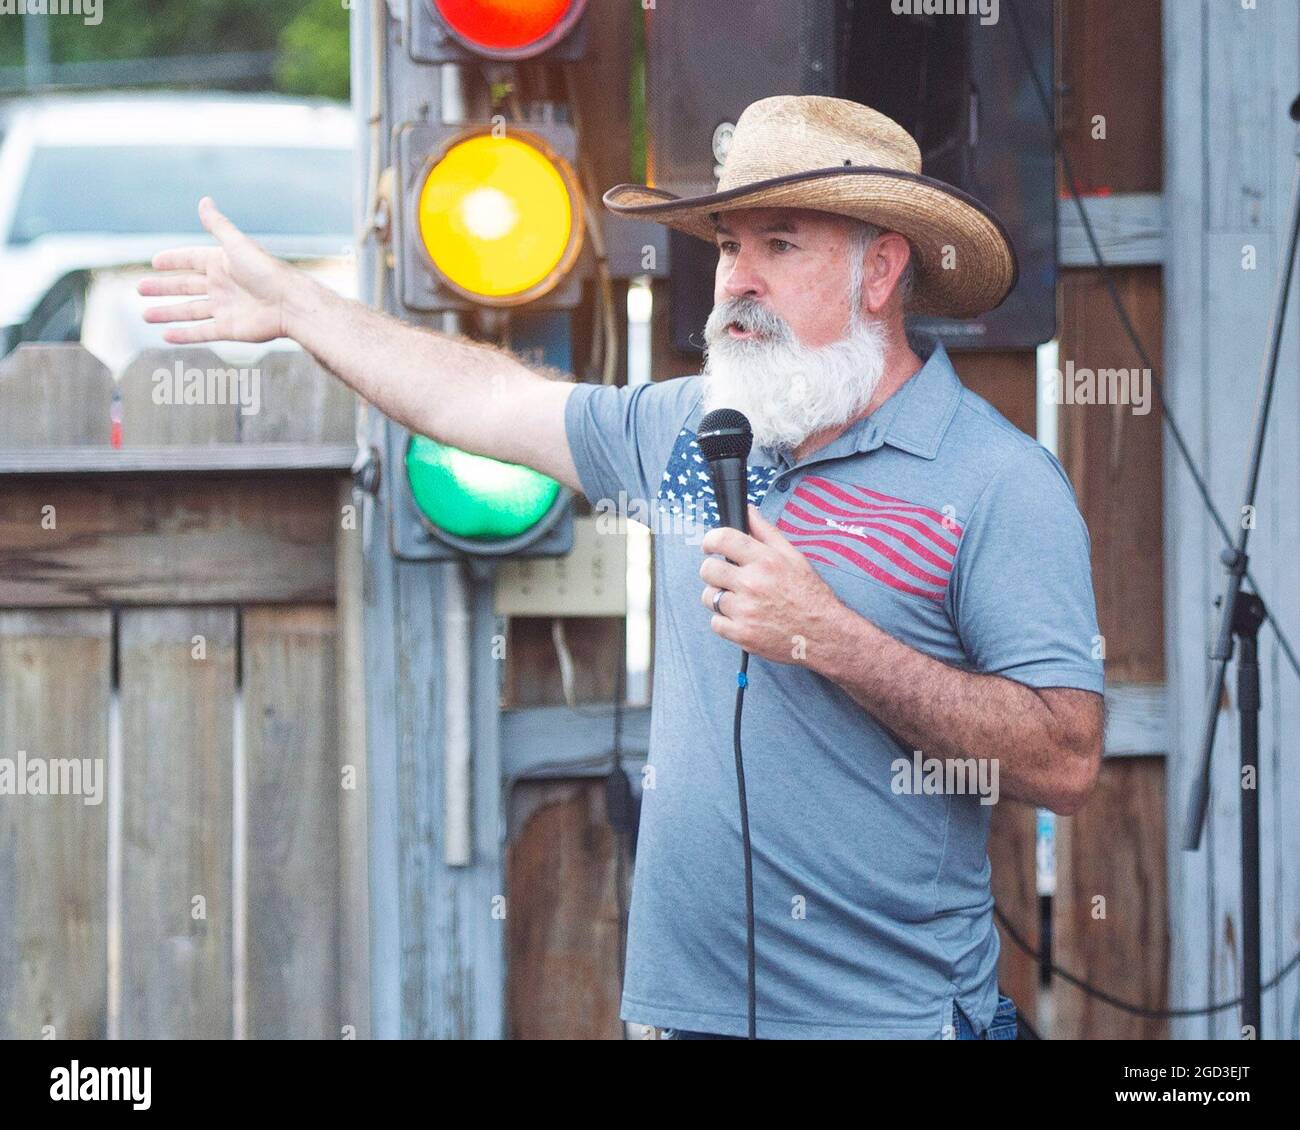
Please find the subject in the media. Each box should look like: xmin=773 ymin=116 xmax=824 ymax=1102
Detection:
xmin=1164 ymin=0 xmax=1300 ymax=1040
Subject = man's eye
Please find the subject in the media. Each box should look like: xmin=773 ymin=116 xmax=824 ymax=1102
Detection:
xmin=771 ymin=239 xmax=793 ymax=252
xmin=718 ymin=241 xmax=739 ymax=255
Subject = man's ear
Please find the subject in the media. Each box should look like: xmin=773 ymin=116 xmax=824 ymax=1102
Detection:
xmin=864 ymin=231 xmax=912 ymax=315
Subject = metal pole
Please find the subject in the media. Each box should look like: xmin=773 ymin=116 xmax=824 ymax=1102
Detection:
xmin=442 ymin=560 xmax=473 ymax=867
xmin=352 ymin=0 xmax=404 ymax=1041
xmin=23 ymin=12 xmax=52 ymax=89
xmin=435 ymin=62 xmax=476 ymax=870
xmin=1234 ymin=595 xmax=1265 ymax=1037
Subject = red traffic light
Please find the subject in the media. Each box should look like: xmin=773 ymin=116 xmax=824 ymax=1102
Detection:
xmin=431 ymin=0 xmax=586 ymax=59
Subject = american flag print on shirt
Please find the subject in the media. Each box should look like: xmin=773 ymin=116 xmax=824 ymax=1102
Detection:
xmin=777 ymin=474 xmax=963 ymax=603
xmin=656 ymin=428 xmax=778 ymax=528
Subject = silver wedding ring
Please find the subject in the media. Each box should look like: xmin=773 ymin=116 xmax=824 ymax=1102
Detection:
xmin=712 ymin=588 xmax=727 ymax=615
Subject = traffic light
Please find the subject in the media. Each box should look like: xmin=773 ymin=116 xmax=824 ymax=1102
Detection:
xmin=393 ymin=429 xmax=572 ymax=561
xmin=395 ymin=121 xmax=585 ymax=313
xmin=408 ymin=0 xmax=588 ymax=63
xmin=387 ymin=2 xmax=595 ymax=562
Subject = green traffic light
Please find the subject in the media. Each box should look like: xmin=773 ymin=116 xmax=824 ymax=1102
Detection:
xmin=405 ymin=434 xmax=560 ymax=541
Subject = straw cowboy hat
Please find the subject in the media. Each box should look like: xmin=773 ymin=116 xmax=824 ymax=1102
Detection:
xmin=603 ymin=95 xmax=1018 ymax=319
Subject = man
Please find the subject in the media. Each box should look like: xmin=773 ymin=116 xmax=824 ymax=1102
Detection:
xmin=141 ymin=95 xmax=1104 ymax=1039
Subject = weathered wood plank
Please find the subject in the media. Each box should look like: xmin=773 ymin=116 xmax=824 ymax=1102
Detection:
xmin=0 ymin=444 xmax=356 ymax=475
xmin=1104 ymin=682 xmax=1166 ymax=757
xmin=506 ymin=781 xmax=624 ymax=1039
xmin=500 ymin=705 xmax=650 ymax=778
xmin=241 ymin=352 xmax=356 ymax=444
xmin=1057 ymin=0 xmax=1163 ymax=195
xmin=1205 ymin=1 xmax=1274 ymax=233
xmin=117 ymin=349 xmax=239 ymax=446
xmin=359 ymin=406 xmax=402 ymax=1039
xmin=391 ymin=559 xmax=508 ymax=1039
xmin=0 ymin=345 xmax=112 ymax=447
xmin=1163 ymin=0 xmax=1212 ymax=1042
xmin=1250 ymin=8 xmax=1300 ymax=1043
xmin=119 ymin=608 xmax=236 ymax=1039
xmin=0 ymin=609 xmax=111 ymax=1039
xmin=243 ymin=605 xmax=341 ymax=1039
xmin=1059 ymin=267 xmax=1165 ymax=685
xmin=1055 ymin=758 xmax=1169 ymax=1039
xmin=390 ymin=560 xmax=435 ymax=1038
xmin=335 ymin=480 xmax=370 ymax=1038
xmin=0 ymin=476 xmax=339 ymax=607
xmin=1059 ymin=193 xmax=1166 ymax=267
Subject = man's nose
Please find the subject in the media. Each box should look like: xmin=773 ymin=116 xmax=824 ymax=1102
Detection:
xmin=720 ymin=253 xmax=766 ymax=300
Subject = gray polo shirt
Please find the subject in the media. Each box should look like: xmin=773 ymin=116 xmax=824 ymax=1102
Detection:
xmin=564 ymin=335 xmax=1104 ymax=1038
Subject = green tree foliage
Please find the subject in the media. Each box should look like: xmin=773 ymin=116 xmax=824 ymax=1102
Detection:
xmin=0 ymin=0 xmax=349 ymax=98
xmin=276 ymin=0 xmax=350 ymax=100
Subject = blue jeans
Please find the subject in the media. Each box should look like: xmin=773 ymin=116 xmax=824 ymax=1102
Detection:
xmin=952 ymin=992 xmax=1019 ymax=1040
xmin=661 ymin=992 xmax=1019 ymax=1040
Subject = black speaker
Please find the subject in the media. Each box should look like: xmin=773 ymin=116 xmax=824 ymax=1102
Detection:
xmin=641 ymin=0 xmax=1055 ymax=352
xmin=644 ymin=0 xmax=839 ymax=200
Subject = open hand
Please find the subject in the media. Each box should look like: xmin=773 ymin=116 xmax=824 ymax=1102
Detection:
xmin=137 ymin=197 xmax=294 ymax=345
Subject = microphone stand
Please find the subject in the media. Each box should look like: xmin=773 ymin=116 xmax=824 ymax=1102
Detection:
xmin=1182 ymin=93 xmax=1300 ymax=1040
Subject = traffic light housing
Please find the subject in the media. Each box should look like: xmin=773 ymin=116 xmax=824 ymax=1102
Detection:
xmin=395 ymin=121 xmax=585 ymax=313
xmin=408 ymin=0 xmax=589 ymax=64
xmin=388 ymin=423 xmax=573 ymax=563
xmin=387 ymin=0 xmax=598 ymax=562
xmin=389 ymin=122 xmax=580 ymax=559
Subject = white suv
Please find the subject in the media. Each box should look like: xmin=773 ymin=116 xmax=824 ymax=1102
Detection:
xmin=0 ymin=92 xmax=357 ymax=370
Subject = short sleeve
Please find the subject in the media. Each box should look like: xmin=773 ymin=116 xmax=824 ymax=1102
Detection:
xmin=563 ymin=376 xmax=700 ymax=512
xmin=948 ymin=444 xmax=1104 ymax=694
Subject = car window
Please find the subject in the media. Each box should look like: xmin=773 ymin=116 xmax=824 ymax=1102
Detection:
xmin=8 ymin=144 xmax=353 ymax=244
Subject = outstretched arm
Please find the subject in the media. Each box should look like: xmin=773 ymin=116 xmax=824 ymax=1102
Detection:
xmin=139 ymin=198 xmax=581 ymax=490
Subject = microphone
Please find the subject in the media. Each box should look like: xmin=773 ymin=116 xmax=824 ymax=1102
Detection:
xmin=697 ymin=408 xmax=754 ymax=537
xmin=696 ymin=407 xmax=759 ymax=1039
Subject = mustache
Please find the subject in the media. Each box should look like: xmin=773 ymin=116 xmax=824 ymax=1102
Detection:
xmin=703 ymin=297 xmax=795 ymax=345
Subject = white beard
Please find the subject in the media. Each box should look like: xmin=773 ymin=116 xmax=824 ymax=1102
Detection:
xmin=700 ymin=298 xmax=888 ymax=455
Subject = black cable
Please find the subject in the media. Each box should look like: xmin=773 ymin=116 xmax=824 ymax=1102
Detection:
xmin=994 ymin=903 xmax=1300 ymax=1020
xmin=1005 ymin=0 xmax=1300 ymax=688
xmin=733 ymin=650 xmax=757 ymax=1039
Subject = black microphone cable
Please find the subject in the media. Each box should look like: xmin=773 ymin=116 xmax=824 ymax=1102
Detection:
xmin=732 ymin=648 xmax=757 ymax=1039
xmin=698 ymin=407 xmax=760 ymax=1038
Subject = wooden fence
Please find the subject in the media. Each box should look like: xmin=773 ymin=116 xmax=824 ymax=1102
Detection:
xmin=0 ymin=344 xmax=368 ymax=1039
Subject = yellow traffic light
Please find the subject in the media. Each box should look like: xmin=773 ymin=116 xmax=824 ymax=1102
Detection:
xmin=416 ymin=131 xmax=584 ymax=306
